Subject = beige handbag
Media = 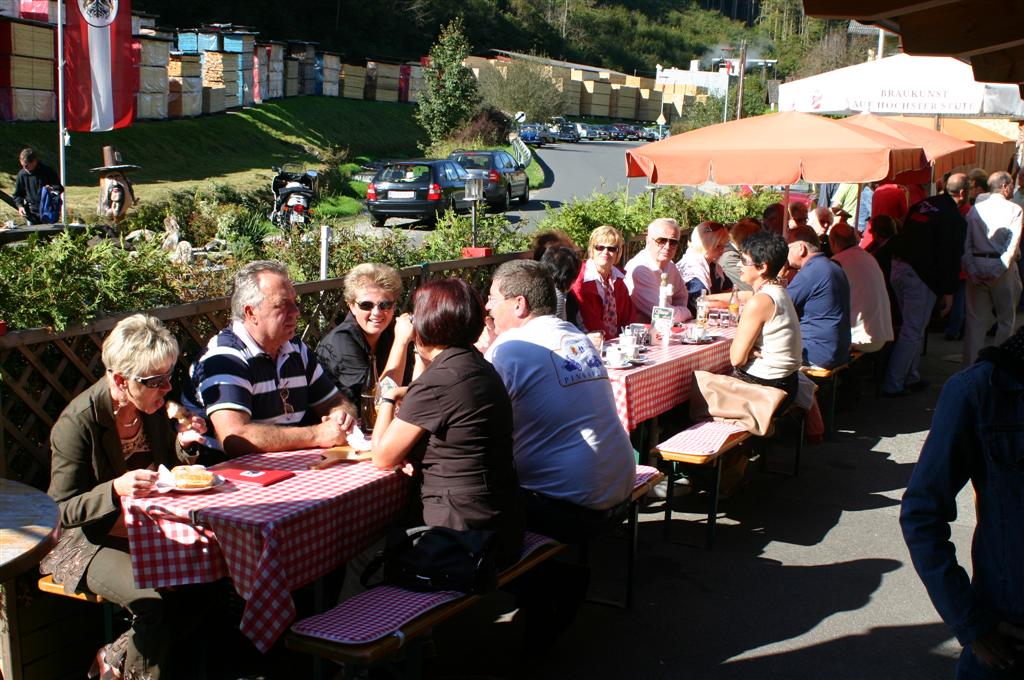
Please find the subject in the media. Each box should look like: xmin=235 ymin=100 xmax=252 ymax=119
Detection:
xmin=689 ymin=370 xmax=787 ymax=436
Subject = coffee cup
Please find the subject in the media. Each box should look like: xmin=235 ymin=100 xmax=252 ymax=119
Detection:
xmin=605 ymin=346 xmax=623 ymax=365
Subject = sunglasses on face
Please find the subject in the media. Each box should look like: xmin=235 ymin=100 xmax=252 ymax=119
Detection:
xmin=133 ymin=371 xmax=172 ymax=389
xmin=354 ymin=299 xmax=396 ymax=312
xmin=740 ymin=257 xmax=757 ymax=267
xmin=652 ymin=236 xmax=680 ymax=247
xmin=593 ymin=244 xmax=619 ymax=253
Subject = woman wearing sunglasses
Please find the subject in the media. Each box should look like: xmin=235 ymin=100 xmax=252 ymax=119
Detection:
xmin=730 ymin=231 xmax=803 ymax=412
xmin=677 ymin=221 xmax=733 ymax=318
xmin=41 ymin=314 xmax=208 ymax=679
xmin=316 ymin=263 xmax=413 ymax=429
xmin=570 ymin=225 xmax=634 ymax=340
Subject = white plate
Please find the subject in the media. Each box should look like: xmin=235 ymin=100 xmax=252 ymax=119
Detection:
xmin=172 ymin=475 xmax=225 ymax=493
xmin=604 ymin=360 xmax=634 ymax=369
xmin=388 ymin=190 xmax=415 ymax=199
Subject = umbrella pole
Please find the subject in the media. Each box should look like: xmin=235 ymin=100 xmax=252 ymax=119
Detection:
xmin=853 ymin=184 xmax=862 ymax=234
xmin=783 ymin=185 xmax=790 ymax=240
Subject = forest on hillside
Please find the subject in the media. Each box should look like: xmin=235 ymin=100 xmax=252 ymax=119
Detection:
xmin=134 ymin=0 xmax=751 ymax=76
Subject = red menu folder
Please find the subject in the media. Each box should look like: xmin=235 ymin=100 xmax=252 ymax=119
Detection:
xmin=214 ymin=466 xmax=295 ymax=487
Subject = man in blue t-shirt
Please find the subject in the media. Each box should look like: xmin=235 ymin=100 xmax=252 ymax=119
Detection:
xmin=785 ymin=226 xmax=852 ymax=369
xmin=189 ymin=260 xmax=356 ymax=456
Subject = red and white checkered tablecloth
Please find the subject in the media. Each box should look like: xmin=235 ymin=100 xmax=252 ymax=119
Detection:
xmin=123 ymin=449 xmax=409 ymax=653
xmin=608 ymin=326 xmax=737 ymax=431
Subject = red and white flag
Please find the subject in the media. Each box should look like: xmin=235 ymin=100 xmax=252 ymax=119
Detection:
xmin=64 ymin=0 xmax=134 ymax=131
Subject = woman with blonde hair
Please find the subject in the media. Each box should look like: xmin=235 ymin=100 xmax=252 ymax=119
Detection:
xmin=316 ymin=262 xmax=414 ymax=428
xmin=677 ymin=221 xmax=733 ymax=316
xmin=570 ymin=225 xmax=634 ymax=340
xmin=41 ymin=314 xmax=208 ymax=679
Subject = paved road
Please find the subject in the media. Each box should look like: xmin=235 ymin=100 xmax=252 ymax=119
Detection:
xmin=506 ymin=139 xmax=646 ymax=229
xmin=357 ymin=140 xmax=646 ymax=245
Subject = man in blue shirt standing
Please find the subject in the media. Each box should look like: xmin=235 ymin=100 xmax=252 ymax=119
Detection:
xmin=785 ymin=226 xmax=852 ymax=369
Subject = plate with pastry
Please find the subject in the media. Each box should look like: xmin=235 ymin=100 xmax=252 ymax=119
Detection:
xmin=168 ymin=465 xmax=224 ymax=493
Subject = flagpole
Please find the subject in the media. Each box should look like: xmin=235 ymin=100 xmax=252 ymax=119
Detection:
xmin=56 ymin=0 xmax=67 ymax=224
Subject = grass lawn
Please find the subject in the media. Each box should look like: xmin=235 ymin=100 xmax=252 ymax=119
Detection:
xmin=0 ymin=97 xmax=427 ymax=221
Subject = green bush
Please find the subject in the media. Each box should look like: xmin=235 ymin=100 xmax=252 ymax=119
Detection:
xmin=420 ymin=210 xmax=529 ymax=263
xmin=533 ymin=190 xmax=657 ymax=248
xmin=0 ymin=229 xmax=182 ymax=331
xmin=265 ymin=224 xmax=419 ymax=285
xmin=534 ymin=187 xmax=783 ymax=250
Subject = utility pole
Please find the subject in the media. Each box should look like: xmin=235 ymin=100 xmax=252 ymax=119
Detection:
xmin=735 ymin=39 xmax=747 ymax=121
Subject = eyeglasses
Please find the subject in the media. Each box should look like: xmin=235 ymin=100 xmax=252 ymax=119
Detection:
xmin=354 ymin=299 xmax=396 ymax=312
xmin=132 ymin=371 xmax=172 ymax=389
xmin=651 ymin=236 xmax=680 ymax=247
xmin=278 ymin=382 xmax=294 ymax=416
xmin=740 ymin=257 xmax=756 ymax=267
xmin=593 ymin=244 xmax=619 ymax=253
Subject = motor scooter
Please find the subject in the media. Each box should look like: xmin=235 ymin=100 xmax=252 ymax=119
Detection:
xmin=270 ymin=164 xmax=318 ymax=228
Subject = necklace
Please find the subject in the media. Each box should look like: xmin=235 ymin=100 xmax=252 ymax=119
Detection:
xmin=113 ymin=405 xmax=140 ymax=429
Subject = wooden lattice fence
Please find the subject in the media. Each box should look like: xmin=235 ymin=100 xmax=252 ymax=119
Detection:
xmin=0 ymin=252 xmax=526 ymax=489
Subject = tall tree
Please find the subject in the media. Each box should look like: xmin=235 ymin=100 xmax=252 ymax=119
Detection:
xmin=415 ymin=18 xmax=481 ymax=145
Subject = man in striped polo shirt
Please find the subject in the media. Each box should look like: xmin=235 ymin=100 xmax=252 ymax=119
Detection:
xmin=189 ymin=260 xmax=356 ymax=456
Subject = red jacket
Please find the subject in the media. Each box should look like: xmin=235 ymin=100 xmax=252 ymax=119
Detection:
xmin=571 ymin=261 xmax=634 ymax=339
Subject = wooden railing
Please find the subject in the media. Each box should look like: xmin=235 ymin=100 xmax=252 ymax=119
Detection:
xmin=0 ymin=251 xmax=528 ymax=489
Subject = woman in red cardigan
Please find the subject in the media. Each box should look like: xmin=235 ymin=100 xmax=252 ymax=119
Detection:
xmin=571 ymin=225 xmax=634 ymax=340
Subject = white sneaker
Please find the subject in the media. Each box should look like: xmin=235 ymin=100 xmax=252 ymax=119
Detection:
xmin=648 ymin=477 xmax=691 ymax=499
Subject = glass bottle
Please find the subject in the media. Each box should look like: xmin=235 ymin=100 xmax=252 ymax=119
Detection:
xmin=696 ymin=289 xmax=709 ymax=328
xmin=728 ymin=288 xmax=740 ymax=323
xmin=658 ymin=272 xmax=672 ymax=308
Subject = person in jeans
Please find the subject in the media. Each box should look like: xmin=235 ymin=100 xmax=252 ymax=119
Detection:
xmin=901 ymin=326 xmax=1024 ymax=678
xmin=882 ymin=174 xmax=968 ymax=396
xmin=962 ymin=171 xmax=1023 ymax=366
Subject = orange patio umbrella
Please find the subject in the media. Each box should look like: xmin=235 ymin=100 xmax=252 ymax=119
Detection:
xmin=837 ymin=113 xmax=976 ymax=182
xmin=624 ymin=111 xmax=928 ymax=186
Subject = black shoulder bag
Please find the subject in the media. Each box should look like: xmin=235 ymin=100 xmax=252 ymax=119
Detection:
xmin=361 ymin=525 xmax=500 ymax=595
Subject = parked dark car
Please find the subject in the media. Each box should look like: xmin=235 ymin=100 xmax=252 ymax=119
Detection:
xmin=448 ymin=149 xmax=530 ymax=211
xmin=366 ymin=160 xmax=469 ymax=227
xmin=612 ymin=123 xmax=641 ymax=140
xmin=556 ymin=123 xmax=580 ymax=143
xmin=520 ymin=123 xmax=557 ymax=146
xmin=603 ymin=124 xmax=625 ymax=141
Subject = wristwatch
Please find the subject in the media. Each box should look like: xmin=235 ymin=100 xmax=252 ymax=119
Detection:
xmin=379 ymin=397 xmax=396 ymax=406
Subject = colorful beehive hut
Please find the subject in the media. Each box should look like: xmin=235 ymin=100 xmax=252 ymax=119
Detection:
xmin=0 ymin=16 xmax=54 ymax=121
xmin=168 ymin=52 xmax=201 ymax=117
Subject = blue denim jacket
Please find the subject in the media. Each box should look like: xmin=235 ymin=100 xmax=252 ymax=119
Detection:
xmin=900 ymin=359 xmax=1024 ymax=646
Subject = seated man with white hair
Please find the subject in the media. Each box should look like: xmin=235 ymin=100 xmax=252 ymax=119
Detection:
xmin=189 ymin=260 xmax=356 ymax=456
xmin=623 ymin=217 xmax=692 ymax=323
xmin=829 ymin=222 xmax=893 ymax=354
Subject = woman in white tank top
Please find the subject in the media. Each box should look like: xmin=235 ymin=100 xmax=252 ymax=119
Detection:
xmin=728 ymin=231 xmax=803 ymax=411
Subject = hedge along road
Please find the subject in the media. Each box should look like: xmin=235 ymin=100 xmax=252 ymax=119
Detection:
xmin=359 ymin=139 xmax=646 ymax=246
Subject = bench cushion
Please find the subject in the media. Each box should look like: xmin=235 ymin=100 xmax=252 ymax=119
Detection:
xmin=634 ymin=465 xmax=661 ymax=490
xmin=657 ymin=420 xmax=748 ymax=459
xmin=290 ymin=531 xmax=558 ymax=646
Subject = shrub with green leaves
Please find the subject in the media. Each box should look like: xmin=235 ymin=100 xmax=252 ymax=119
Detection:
xmin=533 ymin=187 xmax=782 ymax=251
xmin=420 ymin=210 xmax=529 ymax=262
xmin=264 ymin=224 xmax=419 ymax=284
xmin=0 ymin=229 xmax=182 ymax=331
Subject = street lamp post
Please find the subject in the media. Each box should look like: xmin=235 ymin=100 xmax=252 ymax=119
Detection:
xmin=464 ymin=173 xmax=485 ymax=248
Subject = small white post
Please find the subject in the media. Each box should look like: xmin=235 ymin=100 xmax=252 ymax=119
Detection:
xmin=319 ymin=225 xmax=332 ymax=280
